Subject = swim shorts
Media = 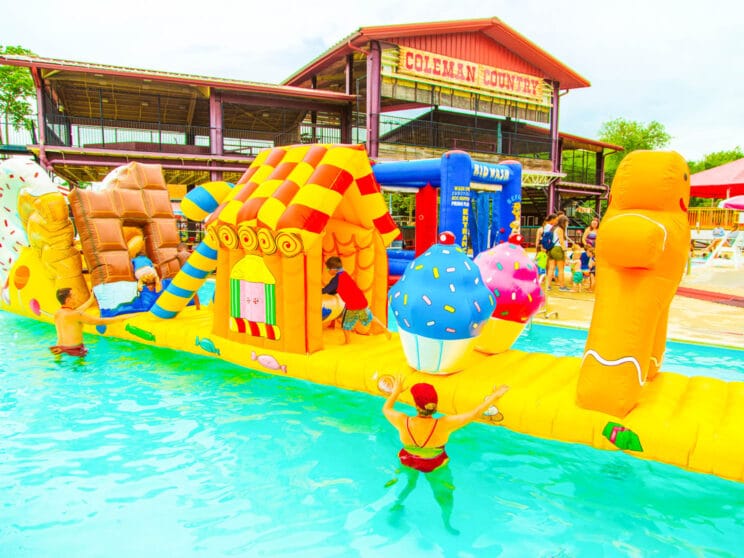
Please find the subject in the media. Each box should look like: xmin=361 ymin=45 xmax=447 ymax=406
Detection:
xmin=342 ymin=308 xmax=372 ymax=331
xmin=50 ymin=344 xmax=88 ymax=357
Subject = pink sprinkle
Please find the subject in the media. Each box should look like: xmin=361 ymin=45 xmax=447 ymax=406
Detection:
xmin=445 ymin=327 xmax=456 ymax=333
xmin=474 ymin=301 xmax=481 ymax=312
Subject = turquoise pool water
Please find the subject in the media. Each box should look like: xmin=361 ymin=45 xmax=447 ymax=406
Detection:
xmin=513 ymin=323 xmax=744 ymax=382
xmin=1 ymin=311 xmax=743 ymax=557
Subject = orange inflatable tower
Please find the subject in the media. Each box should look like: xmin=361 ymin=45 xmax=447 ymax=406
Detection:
xmin=576 ymin=151 xmax=691 ymax=417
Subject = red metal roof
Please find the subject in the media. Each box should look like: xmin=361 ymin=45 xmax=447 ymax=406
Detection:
xmin=0 ymin=55 xmax=356 ymax=104
xmin=690 ymin=158 xmax=744 ymax=198
xmin=284 ymin=17 xmax=590 ymax=90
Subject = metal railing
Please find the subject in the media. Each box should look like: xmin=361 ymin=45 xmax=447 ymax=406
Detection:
xmin=42 ymin=115 xmax=344 ymax=156
xmin=0 ymin=120 xmax=36 ymax=145
xmin=15 ymin=113 xmax=603 ymax=189
xmin=365 ymin=113 xmax=553 ymax=159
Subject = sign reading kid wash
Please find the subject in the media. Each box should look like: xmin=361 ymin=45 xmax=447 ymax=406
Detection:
xmin=397 ymin=46 xmax=549 ymax=106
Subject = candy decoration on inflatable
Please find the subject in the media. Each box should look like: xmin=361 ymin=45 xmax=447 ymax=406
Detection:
xmin=196 ymin=336 xmax=221 ymax=355
xmin=473 ymin=241 xmax=544 ymax=354
xmin=0 ymin=158 xmax=34 ymax=284
xmin=125 ymin=323 xmax=156 ymax=342
xmin=389 ymin=231 xmax=495 ymax=374
xmin=204 ymin=144 xmax=397 ymax=355
xmin=180 ymin=181 xmax=235 ymax=222
xmin=152 ymin=233 xmax=220 ymax=319
xmin=1 ymin=158 xmax=88 ymax=310
xmin=507 ymin=232 xmax=525 ymax=247
xmin=13 ymin=265 xmax=30 ymax=290
xmin=602 ymin=422 xmax=643 ymax=452
xmin=250 ymin=351 xmax=288 ymax=373
xmin=68 ymin=162 xmax=179 ymax=311
xmin=29 ymin=298 xmax=41 ymax=316
xmin=577 ymin=151 xmax=690 ymax=417
xmin=150 ymin=181 xmax=235 ymax=319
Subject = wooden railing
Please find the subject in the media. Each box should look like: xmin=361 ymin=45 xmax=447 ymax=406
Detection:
xmin=688 ymin=208 xmax=740 ymax=230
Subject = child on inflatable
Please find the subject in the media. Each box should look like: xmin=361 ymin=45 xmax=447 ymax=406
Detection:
xmin=322 ymin=256 xmax=390 ymax=344
xmin=132 ymin=251 xmax=161 ymax=292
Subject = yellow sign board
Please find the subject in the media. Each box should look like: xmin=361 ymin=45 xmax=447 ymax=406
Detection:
xmin=397 ymin=46 xmax=548 ymax=105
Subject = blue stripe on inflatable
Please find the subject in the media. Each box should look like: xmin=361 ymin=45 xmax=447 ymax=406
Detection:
xmin=182 ymin=262 xmax=209 ymax=279
xmin=150 ymin=305 xmax=178 ymax=319
xmin=195 ymin=242 xmax=218 ymax=260
xmin=187 ymin=188 xmax=220 ymax=213
xmin=168 ymin=283 xmax=195 ymax=299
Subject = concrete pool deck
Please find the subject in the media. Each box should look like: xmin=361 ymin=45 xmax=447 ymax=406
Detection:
xmin=534 ymin=267 xmax=744 ymax=349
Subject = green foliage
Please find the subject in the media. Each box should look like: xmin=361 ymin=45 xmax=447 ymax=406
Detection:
xmin=598 ymin=118 xmax=672 ymax=185
xmin=383 ymin=191 xmax=416 ymax=224
xmin=687 ymin=147 xmax=743 ymax=174
xmin=687 ymin=147 xmax=743 ymax=207
xmin=0 ymin=45 xmax=36 ymax=144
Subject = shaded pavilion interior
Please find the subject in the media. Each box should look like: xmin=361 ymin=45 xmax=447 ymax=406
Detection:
xmin=2 ymin=56 xmax=355 ymax=186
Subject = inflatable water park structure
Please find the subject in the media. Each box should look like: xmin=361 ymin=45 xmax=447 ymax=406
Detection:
xmin=1 ymin=146 xmax=743 ymax=482
xmin=374 ymin=151 xmax=521 ymax=280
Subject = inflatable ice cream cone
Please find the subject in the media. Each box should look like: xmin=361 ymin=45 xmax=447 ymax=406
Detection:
xmin=474 ymin=241 xmax=544 ymax=354
xmin=388 ymin=232 xmax=495 ymax=374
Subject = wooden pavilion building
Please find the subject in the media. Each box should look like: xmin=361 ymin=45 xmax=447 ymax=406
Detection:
xmin=0 ymin=17 xmax=622 ymax=239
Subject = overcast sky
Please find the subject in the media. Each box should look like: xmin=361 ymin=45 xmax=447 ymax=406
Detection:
xmin=4 ymin=0 xmax=742 ymax=161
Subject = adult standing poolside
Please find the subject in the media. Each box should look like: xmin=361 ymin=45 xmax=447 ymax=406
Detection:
xmin=582 ymin=217 xmax=600 ymax=249
xmin=546 ymin=215 xmax=571 ymax=292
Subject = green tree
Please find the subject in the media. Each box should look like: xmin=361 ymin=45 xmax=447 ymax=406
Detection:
xmin=687 ymin=147 xmax=743 ymax=174
xmin=687 ymin=147 xmax=743 ymax=207
xmin=598 ymin=118 xmax=671 ymax=185
xmin=0 ymin=45 xmax=36 ymax=145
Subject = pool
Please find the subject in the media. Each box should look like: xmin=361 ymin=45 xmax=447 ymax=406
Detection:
xmin=1 ymin=311 xmax=743 ymax=557
xmin=513 ymin=323 xmax=744 ymax=382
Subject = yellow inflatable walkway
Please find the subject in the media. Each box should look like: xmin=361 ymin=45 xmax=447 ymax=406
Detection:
xmin=4 ymin=242 xmax=743 ymax=482
xmin=1 ymin=148 xmax=743 ymax=484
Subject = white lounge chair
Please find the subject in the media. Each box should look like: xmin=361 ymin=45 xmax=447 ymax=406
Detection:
xmin=705 ymin=230 xmax=743 ymax=269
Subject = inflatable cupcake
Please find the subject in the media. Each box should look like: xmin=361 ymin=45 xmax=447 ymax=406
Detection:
xmin=389 ymin=232 xmax=495 ymax=374
xmin=473 ymin=241 xmax=544 ymax=354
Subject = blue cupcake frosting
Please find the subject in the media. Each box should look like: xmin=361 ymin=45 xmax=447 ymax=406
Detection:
xmin=389 ymin=243 xmax=495 ymax=340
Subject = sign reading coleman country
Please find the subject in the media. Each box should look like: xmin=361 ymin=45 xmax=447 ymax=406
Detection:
xmin=397 ymin=46 xmax=548 ymax=105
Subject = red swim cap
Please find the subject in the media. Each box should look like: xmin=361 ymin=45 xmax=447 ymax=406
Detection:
xmin=411 ymin=383 xmax=438 ymax=409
